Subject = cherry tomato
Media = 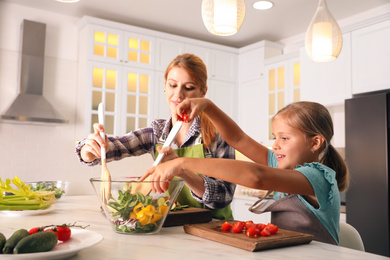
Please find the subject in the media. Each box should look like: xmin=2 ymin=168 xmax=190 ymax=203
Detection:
xmin=255 ymin=223 xmax=266 ymax=231
xmin=260 ymin=228 xmax=271 ymax=236
xmin=221 ymin=221 xmax=232 ymax=231
xmin=47 ymin=226 xmax=72 ymax=242
xmin=246 ymin=226 xmax=261 ymax=237
xmin=265 ymin=223 xmax=278 ymax=234
xmin=28 ymin=227 xmax=43 ymax=235
xmin=244 ymin=220 xmax=255 ymax=230
xmin=231 ymin=222 xmax=245 ymax=233
xmin=182 ymin=114 xmax=189 ymax=123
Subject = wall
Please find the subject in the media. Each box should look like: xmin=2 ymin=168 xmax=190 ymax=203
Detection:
xmin=0 ymin=2 xmax=153 ymax=195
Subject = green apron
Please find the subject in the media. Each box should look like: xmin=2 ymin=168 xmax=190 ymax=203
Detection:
xmin=155 ymin=140 xmax=233 ymax=220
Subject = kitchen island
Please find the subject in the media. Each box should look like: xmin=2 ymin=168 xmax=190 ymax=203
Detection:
xmin=0 ymin=195 xmax=387 ymax=260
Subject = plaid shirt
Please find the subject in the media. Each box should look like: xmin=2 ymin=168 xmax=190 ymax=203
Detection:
xmin=75 ymin=116 xmax=236 ymax=209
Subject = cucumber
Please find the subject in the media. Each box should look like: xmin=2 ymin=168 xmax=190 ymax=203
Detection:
xmin=14 ymin=231 xmax=58 ymax=254
xmin=157 ymin=197 xmax=166 ymax=207
xmin=0 ymin=232 xmax=6 ymax=253
xmin=2 ymin=229 xmax=29 ymax=254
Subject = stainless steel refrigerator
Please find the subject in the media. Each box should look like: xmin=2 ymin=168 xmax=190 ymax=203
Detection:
xmin=345 ymin=92 xmax=390 ymax=257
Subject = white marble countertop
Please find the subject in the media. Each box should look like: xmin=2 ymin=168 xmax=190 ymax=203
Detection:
xmin=0 ymin=195 xmax=387 ymax=260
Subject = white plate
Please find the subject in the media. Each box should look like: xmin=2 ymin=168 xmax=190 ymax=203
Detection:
xmin=1 ymin=229 xmax=104 ymax=259
xmin=0 ymin=206 xmax=56 ymax=217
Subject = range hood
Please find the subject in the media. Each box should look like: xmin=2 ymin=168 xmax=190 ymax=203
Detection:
xmin=1 ymin=20 xmax=68 ymax=124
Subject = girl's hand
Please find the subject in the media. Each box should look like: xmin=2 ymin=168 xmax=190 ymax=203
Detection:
xmin=140 ymin=159 xmax=184 ymax=193
xmin=176 ymin=98 xmax=210 ymax=122
xmin=80 ymin=123 xmax=109 ymax=162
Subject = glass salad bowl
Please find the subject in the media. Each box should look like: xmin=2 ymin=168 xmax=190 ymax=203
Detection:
xmin=90 ymin=177 xmax=185 ymax=235
xmin=26 ymin=181 xmax=70 ymax=199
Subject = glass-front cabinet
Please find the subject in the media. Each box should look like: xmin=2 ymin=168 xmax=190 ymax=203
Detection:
xmin=87 ymin=61 xmax=153 ymax=136
xmin=88 ymin=26 xmax=155 ymax=69
xmin=265 ymin=54 xmax=300 ymax=145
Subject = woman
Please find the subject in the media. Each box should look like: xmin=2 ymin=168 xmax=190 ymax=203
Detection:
xmin=75 ymin=53 xmax=235 ymax=220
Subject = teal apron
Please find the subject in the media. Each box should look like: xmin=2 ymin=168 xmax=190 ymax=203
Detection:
xmin=155 ymin=136 xmax=233 ymax=220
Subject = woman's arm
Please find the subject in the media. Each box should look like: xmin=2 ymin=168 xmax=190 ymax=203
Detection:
xmin=177 ymin=98 xmax=269 ymax=165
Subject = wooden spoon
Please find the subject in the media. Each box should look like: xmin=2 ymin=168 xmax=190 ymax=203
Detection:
xmin=98 ymin=103 xmax=111 ymax=204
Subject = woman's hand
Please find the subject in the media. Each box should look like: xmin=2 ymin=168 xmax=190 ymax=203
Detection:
xmin=156 ymin=146 xmax=179 ymax=163
xmin=176 ymin=98 xmax=210 ymax=122
xmin=140 ymin=159 xmax=185 ymax=193
xmin=80 ymin=123 xmax=109 ymax=162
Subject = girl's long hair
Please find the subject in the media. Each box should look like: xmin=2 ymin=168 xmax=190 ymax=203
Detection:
xmin=274 ymin=101 xmax=349 ymax=191
xmin=164 ymin=53 xmax=216 ymax=149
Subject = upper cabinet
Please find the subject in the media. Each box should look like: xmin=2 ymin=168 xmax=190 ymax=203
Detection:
xmin=237 ymin=41 xmax=283 ymax=143
xmin=263 ymin=53 xmax=301 ymax=146
xmin=77 ymin=16 xmax=240 ymax=136
xmin=87 ymin=25 xmax=155 ymax=70
xmin=300 ymin=33 xmax=352 ymax=106
xmin=239 ymin=41 xmax=284 ymax=82
xmin=351 ymin=20 xmax=390 ymax=94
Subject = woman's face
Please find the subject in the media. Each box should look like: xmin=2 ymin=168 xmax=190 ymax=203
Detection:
xmin=165 ymin=67 xmax=206 ymax=114
xmin=271 ymin=117 xmax=315 ymax=169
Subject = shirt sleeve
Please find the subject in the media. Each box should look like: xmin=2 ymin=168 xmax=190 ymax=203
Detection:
xmin=295 ymin=163 xmax=338 ymax=208
xmin=75 ymin=122 xmax=161 ymax=166
xmin=190 ymin=134 xmax=236 ymax=209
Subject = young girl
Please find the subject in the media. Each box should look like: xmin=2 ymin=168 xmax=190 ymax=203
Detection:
xmin=141 ymin=98 xmax=349 ymax=245
xmin=75 ymin=54 xmax=235 ymax=220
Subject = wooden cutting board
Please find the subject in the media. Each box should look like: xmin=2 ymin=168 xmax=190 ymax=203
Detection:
xmin=163 ymin=207 xmax=212 ymax=227
xmin=183 ymin=220 xmax=314 ymax=251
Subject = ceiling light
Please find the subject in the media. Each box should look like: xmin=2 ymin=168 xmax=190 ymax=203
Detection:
xmin=305 ymin=0 xmax=343 ymax=62
xmin=201 ymin=0 xmax=246 ymax=36
xmin=55 ymin=0 xmax=80 ymax=3
xmin=253 ymin=1 xmax=273 ymax=10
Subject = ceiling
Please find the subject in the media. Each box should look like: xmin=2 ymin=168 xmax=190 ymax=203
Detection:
xmin=2 ymin=0 xmax=390 ymax=48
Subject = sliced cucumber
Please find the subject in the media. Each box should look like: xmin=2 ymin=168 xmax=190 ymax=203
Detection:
xmin=157 ymin=197 xmax=166 ymax=207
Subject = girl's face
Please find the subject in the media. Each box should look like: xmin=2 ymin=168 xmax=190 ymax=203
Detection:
xmin=272 ymin=117 xmax=316 ymax=169
xmin=165 ymin=67 xmax=206 ymax=114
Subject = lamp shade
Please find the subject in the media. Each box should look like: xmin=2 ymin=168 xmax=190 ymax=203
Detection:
xmin=305 ymin=0 xmax=342 ymax=62
xmin=202 ymin=0 xmax=246 ymax=36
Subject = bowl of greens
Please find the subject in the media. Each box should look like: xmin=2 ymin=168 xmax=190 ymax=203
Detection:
xmin=26 ymin=181 xmax=70 ymax=199
xmin=90 ymin=177 xmax=185 ymax=235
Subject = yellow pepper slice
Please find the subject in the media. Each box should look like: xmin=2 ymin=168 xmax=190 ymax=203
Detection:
xmin=133 ymin=202 xmax=144 ymax=214
xmin=157 ymin=205 xmax=169 ymax=215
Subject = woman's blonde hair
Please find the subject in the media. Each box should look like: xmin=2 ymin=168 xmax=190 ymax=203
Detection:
xmin=164 ymin=53 xmax=216 ymax=149
xmin=274 ymin=101 xmax=349 ymax=192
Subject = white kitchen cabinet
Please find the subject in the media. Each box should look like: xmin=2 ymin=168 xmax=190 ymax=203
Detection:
xmin=78 ymin=16 xmax=241 ymax=138
xmin=207 ymin=80 xmax=237 ymax=120
xmin=239 ymin=41 xmax=283 ymax=83
xmin=263 ymin=53 xmax=300 ymax=146
xmin=84 ymin=61 xmax=155 ymax=137
xmin=237 ymin=78 xmax=268 ymax=143
xmin=237 ymin=41 xmax=283 ymax=143
xmin=300 ymin=33 xmax=352 ymax=106
xmin=351 ymin=20 xmax=390 ymax=94
xmin=231 ymin=195 xmax=271 ymax=223
xmin=87 ymin=25 xmax=155 ymax=70
xmin=155 ymin=39 xmax=185 ymax=72
xmin=210 ymin=50 xmax=237 ymax=82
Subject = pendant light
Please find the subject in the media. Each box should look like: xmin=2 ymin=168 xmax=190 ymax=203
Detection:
xmin=201 ymin=0 xmax=246 ymax=36
xmin=305 ymin=0 xmax=342 ymax=62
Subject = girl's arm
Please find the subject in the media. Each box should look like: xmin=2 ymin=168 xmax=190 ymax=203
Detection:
xmin=144 ymin=157 xmax=314 ymax=196
xmin=177 ymin=98 xmax=269 ymax=164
